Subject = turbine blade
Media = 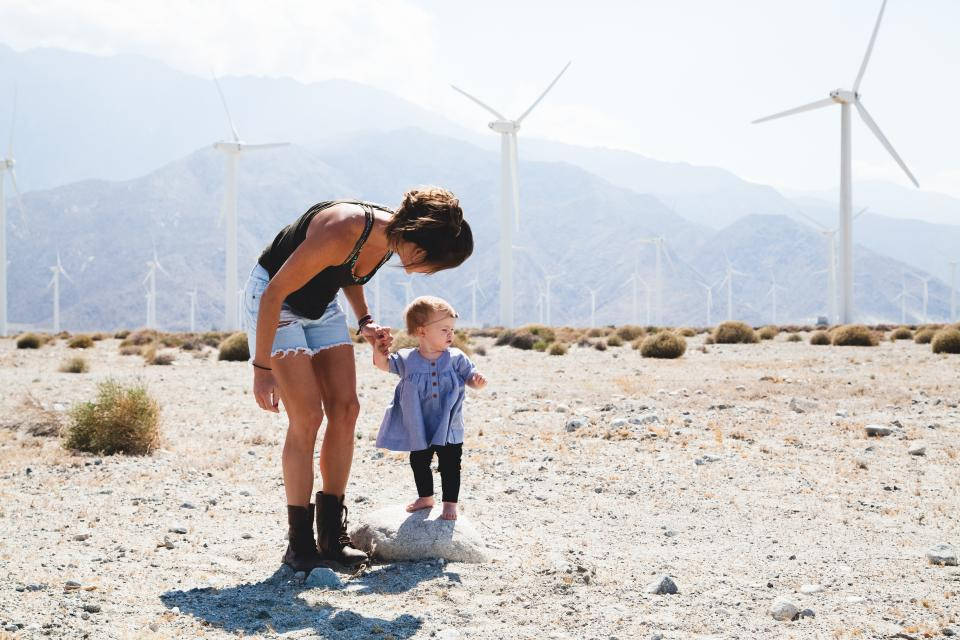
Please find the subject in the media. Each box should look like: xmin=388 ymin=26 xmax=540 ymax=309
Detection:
xmin=212 ymin=73 xmax=241 ymax=143
xmin=752 ymin=98 xmax=835 ymax=124
xmin=450 ymin=85 xmax=506 ymax=120
xmin=855 ymin=100 xmax=919 ymax=187
xmin=853 ymin=0 xmax=888 ymax=93
xmin=7 ymin=84 xmax=16 ymax=157
xmin=241 ymin=142 xmax=290 ymax=152
xmin=516 ymin=61 xmax=571 ymax=123
xmin=46 ymin=273 xmax=56 ymax=290
xmin=9 ymin=167 xmax=27 ymax=226
xmin=794 ymin=209 xmax=828 ymax=230
xmin=853 ymin=206 xmax=869 ymax=220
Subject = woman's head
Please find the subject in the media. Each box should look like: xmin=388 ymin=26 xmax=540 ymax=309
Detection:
xmin=405 ymin=296 xmax=458 ymax=351
xmin=387 ymin=187 xmax=473 ymax=274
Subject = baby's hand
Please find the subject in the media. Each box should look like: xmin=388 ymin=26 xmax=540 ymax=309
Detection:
xmin=468 ymin=372 xmax=487 ymax=389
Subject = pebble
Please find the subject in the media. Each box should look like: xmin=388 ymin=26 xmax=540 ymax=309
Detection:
xmin=926 ymin=543 xmax=958 ymax=566
xmin=865 ymin=425 xmax=892 ymax=437
xmin=769 ymin=598 xmax=799 ymax=621
xmin=836 ymin=409 xmax=849 ymax=417
xmin=82 ymin=604 xmax=101 ymax=614
xmin=72 ymin=533 xmax=90 ymax=541
xmin=160 ymin=536 xmax=175 ymax=550
xmin=303 ymin=568 xmax=342 ymax=589
xmin=180 ymin=502 xmax=196 ymax=509
xmin=789 ymin=398 xmax=817 ymax=413
xmin=629 ymin=413 xmax=660 ymax=426
xmin=436 ymin=630 xmax=461 ymax=640
xmin=610 ymin=418 xmax=629 ymax=428
xmin=942 ymin=627 xmax=956 ymax=637
xmin=645 ymin=575 xmax=678 ymax=595
xmin=168 ymin=526 xmax=188 ymax=535
xmin=907 ymin=443 xmax=926 ymax=456
xmin=798 ymin=608 xmax=815 ymax=619
xmin=555 ymin=405 xmax=569 ymax=413
xmin=565 ymin=418 xmax=586 ymax=432
xmin=845 ymin=596 xmax=866 ymax=604
xmin=799 ymin=584 xmax=823 ymax=594
xmin=64 ymin=581 xmax=81 ymax=590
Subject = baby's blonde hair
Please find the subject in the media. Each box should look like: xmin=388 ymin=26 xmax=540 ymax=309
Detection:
xmin=404 ymin=296 xmax=458 ymax=335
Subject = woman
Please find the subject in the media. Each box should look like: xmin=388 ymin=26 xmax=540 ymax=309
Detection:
xmin=244 ymin=187 xmax=472 ymax=571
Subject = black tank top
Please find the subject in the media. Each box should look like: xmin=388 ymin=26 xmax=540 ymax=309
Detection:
xmin=257 ymin=200 xmax=394 ymax=319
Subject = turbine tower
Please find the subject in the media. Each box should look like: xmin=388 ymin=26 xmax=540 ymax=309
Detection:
xmin=949 ymin=260 xmax=957 ymax=322
xmin=719 ymin=255 xmax=749 ymax=321
xmin=893 ymin=275 xmax=914 ymax=324
xmin=587 ymin=286 xmax=599 ymax=328
xmin=638 ymin=236 xmax=665 ymax=325
xmin=142 ymin=248 xmax=169 ymax=329
xmin=753 ymin=0 xmax=918 ymax=324
xmin=451 ymin=62 xmax=571 ymax=328
xmin=796 ymin=207 xmax=867 ymax=323
xmin=1 ymin=87 xmax=25 ymax=338
xmin=766 ymin=272 xmax=786 ymax=325
xmin=187 ymin=289 xmax=198 ymax=332
xmin=397 ymin=280 xmax=414 ymax=310
xmin=212 ymin=74 xmax=289 ymax=331
xmin=46 ymin=252 xmax=73 ymax=333
xmin=908 ymin=273 xmax=931 ymax=323
xmin=543 ymin=273 xmax=560 ymax=327
xmin=698 ymin=281 xmax=714 ymax=327
xmin=464 ymin=276 xmax=486 ymax=327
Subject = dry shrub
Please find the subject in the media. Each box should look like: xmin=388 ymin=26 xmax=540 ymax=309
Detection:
xmin=631 ymin=337 xmax=644 ymax=350
xmin=453 ymin=330 xmax=473 ymax=356
xmin=640 ymin=331 xmax=686 ymax=359
xmin=159 ymin=333 xmax=185 ymax=348
xmin=121 ymin=329 xmax=158 ymax=346
xmin=678 ymin=327 xmax=697 ymax=337
xmin=786 ymin=333 xmax=802 ymax=342
xmin=64 ymin=379 xmax=160 ymax=456
xmin=831 ymin=325 xmax=878 ymax=347
xmin=931 ymin=328 xmax=960 ymax=354
xmin=114 ymin=329 xmax=130 ymax=339
xmin=758 ymin=326 xmax=779 ymax=340
xmin=68 ymin=334 xmax=94 ymax=349
xmin=518 ymin=324 xmax=556 ymax=344
xmin=200 ymin=331 xmax=228 ymax=348
xmin=914 ymin=327 xmax=937 ymax=345
xmin=390 ymin=331 xmax=419 ymax=352
xmin=549 ymin=342 xmax=568 ymax=356
xmin=615 ymin=325 xmax=644 ymax=341
xmin=180 ymin=336 xmax=203 ymax=351
xmin=704 ymin=335 xmax=715 ymax=345
xmin=119 ymin=345 xmax=142 ymax=356
xmin=713 ymin=321 xmax=758 ymax=344
xmin=533 ymin=340 xmax=549 ymax=352
xmin=143 ymin=345 xmax=175 ymax=365
xmin=509 ymin=331 xmax=536 ymax=350
xmin=218 ymin=332 xmax=250 ymax=361
xmin=606 ymin=334 xmax=624 ymax=347
xmin=474 ymin=345 xmax=487 ymax=356
xmin=587 ymin=327 xmax=607 ymax=338
xmin=889 ymin=326 xmax=913 ymax=341
xmin=810 ymin=331 xmax=831 ymax=345
xmin=59 ymin=357 xmax=89 ymax=373
xmin=0 ymin=396 xmax=63 ymax=437
xmin=470 ymin=326 xmax=502 ymax=338
xmin=16 ymin=333 xmax=41 ymax=349
xmin=554 ymin=327 xmax=584 ymax=344
xmin=593 ymin=340 xmax=607 ymax=351
xmin=90 ymin=332 xmax=109 ymax=342
xmin=494 ymin=329 xmax=513 ymax=346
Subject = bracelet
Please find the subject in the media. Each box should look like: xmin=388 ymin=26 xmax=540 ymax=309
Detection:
xmin=358 ymin=314 xmax=373 ymax=331
xmin=251 ymin=362 xmax=272 ymax=371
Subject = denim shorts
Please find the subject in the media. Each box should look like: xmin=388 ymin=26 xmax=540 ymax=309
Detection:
xmin=243 ymin=264 xmax=352 ymax=359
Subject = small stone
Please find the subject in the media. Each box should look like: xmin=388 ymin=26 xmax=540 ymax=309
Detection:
xmin=798 ymin=608 xmax=815 ymax=619
xmin=349 ymin=504 xmax=487 ymax=562
xmin=555 ymin=405 xmax=569 ymax=413
xmin=610 ymin=418 xmax=629 ymax=428
xmin=799 ymin=584 xmax=823 ymax=594
xmin=160 ymin=536 xmax=175 ymax=550
xmin=907 ymin=443 xmax=926 ymax=456
xmin=845 ymin=596 xmax=866 ymax=604
xmin=942 ymin=627 xmax=955 ymax=637
xmin=241 ymin=533 xmax=252 ymax=539
xmin=436 ymin=630 xmax=461 ymax=640
xmin=735 ymin=385 xmax=746 ymax=391
xmin=926 ymin=543 xmax=958 ymax=566
xmin=565 ymin=418 xmax=586 ymax=432
xmin=629 ymin=413 xmax=660 ymax=426
xmin=769 ymin=598 xmax=799 ymax=621
xmin=180 ymin=502 xmax=196 ymax=509
xmin=304 ymin=568 xmax=342 ymax=589
xmin=645 ymin=575 xmax=678 ymax=595
xmin=64 ymin=581 xmax=81 ymax=590
xmin=789 ymin=398 xmax=816 ymax=413
xmin=835 ymin=409 xmax=849 ymax=417
xmin=168 ymin=526 xmax=187 ymax=535
xmin=82 ymin=604 xmax=101 ymax=614
xmin=865 ymin=425 xmax=892 ymax=437
xmin=72 ymin=533 xmax=90 ymax=542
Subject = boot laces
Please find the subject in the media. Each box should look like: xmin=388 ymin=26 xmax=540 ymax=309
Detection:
xmin=337 ymin=505 xmax=352 ymax=546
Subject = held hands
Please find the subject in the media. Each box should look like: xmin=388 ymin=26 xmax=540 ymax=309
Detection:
xmin=468 ymin=372 xmax=487 ymax=389
xmin=253 ymin=368 xmax=280 ymax=413
xmin=362 ymin=322 xmax=393 ymax=353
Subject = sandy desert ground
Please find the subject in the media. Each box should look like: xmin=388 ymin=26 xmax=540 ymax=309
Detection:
xmin=0 ymin=332 xmax=958 ymax=640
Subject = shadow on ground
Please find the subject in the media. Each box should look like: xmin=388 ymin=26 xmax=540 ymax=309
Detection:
xmin=160 ymin=561 xmax=458 ymax=637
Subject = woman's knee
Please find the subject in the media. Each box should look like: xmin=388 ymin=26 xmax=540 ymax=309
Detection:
xmin=287 ymin=405 xmax=325 ymax=437
xmin=325 ymin=396 xmax=360 ymax=426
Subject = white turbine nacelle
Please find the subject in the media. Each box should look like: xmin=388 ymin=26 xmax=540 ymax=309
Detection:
xmin=829 ymin=89 xmax=858 ymax=103
xmin=488 ymin=121 xmax=519 ymax=134
xmin=212 ymin=142 xmax=244 ymax=154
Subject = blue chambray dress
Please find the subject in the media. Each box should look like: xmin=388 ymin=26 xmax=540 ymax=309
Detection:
xmin=375 ymin=347 xmax=477 ymax=452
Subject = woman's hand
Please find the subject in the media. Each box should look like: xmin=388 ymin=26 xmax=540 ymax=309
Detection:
xmin=253 ymin=367 xmax=280 ymax=413
xmin=362 ymin=323 xmax=392 ymax=349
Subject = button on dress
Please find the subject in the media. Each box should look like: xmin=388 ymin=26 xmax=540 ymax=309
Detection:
xmin=375 ymin=348 xmax=477 ymax=452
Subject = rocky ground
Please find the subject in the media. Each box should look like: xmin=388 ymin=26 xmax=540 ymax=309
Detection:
xmin=0 ymin=333 xmax=958 ymax=640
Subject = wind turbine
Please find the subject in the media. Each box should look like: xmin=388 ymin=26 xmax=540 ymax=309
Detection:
xmin=796 ymin=207 xmax=868 ymax=323
xmin=1 ymin=86 xmax=26 ymax=338
xmin=908 ymin=273 xmax=931 ymax=323
xmin=464 ymin=276 xmax=487 ymax=328
xmin=766 ymin=272 xmax=787 ymax=325
xmin=697 ymin=281 xmax=715 ymax=327
xmin=949 ymin=260 xmax=957 ymax=322
xmin=587 ymin=286 xmax=600 ymax=328
xmin=397 ymin=280 xmax=414 ymax=310
xmin=637 ymin=236 xmax=665 ymax=325
xmin=718 ymin=255 xmax=750 ymax=321
xmin=892 ymin=275 xmax=916 ymax=324
xmin=46 ymin=252 xmax=73 ymax=333
xmin=142 ymin=248 xmax=169 ymax=329
xmin=753 ymin=0 xmax=918 ymax=324
xmin=187 ymin=289 xmax=198 ymax=332
xmin=451 ymin=62 xmax=571 ymax=328
xmin=625 ymin=271 xmax=650 ymax=325
xmin=212 ymin=73 xmax=289 ymax=331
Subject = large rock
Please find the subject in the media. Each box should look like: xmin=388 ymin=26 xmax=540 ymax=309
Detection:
xmin=349 ymin=504 xmax=488 ymax=563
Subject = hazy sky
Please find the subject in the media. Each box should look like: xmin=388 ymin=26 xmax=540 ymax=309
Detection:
xmin=2 ymin=0 xmax=958 ymax=196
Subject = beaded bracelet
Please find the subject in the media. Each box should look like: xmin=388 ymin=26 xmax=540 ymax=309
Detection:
xmin=358 ymin=314 xmax=373 ymax=331
xmin=251 ymin=362 xmax=272 ymax=371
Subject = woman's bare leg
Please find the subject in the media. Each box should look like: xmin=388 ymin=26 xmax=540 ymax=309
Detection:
xmin=311 ymin=345 xmax=360 ymax=496
xmin=271 ymin=352 xmax=326 ymax=507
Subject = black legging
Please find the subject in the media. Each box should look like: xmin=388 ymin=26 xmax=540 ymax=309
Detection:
xmin=409 ymin=443 xmax=462 ymax=503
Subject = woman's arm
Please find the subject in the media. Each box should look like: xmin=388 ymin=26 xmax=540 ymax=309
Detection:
xmin=252 ymin=213 xmax=358 ymax=412
xmin=341 ymin=284 xmax=368 ymax=323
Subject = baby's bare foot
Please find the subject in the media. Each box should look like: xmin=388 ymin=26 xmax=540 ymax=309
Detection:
xmin=406 ymin=497 xmax=434 ymax=512
xmin=440 ymin=502 xmax=458 ymax=520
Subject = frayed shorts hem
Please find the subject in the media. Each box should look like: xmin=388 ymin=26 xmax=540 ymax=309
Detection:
xmin=269 ymin=342 xmax=353 ymax=359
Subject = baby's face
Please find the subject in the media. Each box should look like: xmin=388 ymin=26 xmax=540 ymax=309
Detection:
xmin=417 ymin=311 xmax=457 ymax=352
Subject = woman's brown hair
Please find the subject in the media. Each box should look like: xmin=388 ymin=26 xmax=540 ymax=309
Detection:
xmin=386 ymin=187 xmax=473 ymax=273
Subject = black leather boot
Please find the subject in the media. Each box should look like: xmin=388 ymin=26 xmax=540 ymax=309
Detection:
xmin=316 ymin=491 xmax=368 ymax=566
xmin=282 ymin=504 xmax=323 ymax=572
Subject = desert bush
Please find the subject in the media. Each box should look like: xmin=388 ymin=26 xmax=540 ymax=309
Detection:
xmin=494 ymin=330 xmax=514 ymax=346
xmin=831 ymin=325 xmax=878 ymax=347
xmin=200 ymin=331 xmax=228 ymax=348
xmin=114 ymin=329 xmax=130 ymax=339
xmin=474 ymin=345 xmax=486 ymax=356
xmin=786 ymin=333 xmax=802 ymax=342
xmin=631 ymin=337 xmax=644 ymax=350
xmin=931 ymin=328 xmax=960 ymax=354
xmin=549 ymin=342 xmax=568 ymax=356
xmin=518 ymin=324 xmax=556 ymax=344
xmin=16 ymin=333 xmax=42 ymax=349
xmin=387 ymin=331 xmax=419 ymax=353
xmin=704 ymin=336 xmax=715 ymax=345
xmin=119 ymin=345 xmax=142 ymax=356
xmin=810 ymin=331 xmax=831 ymax=345
xmin=606 ymin=334 xmax=624 ymax=347
xmin=532 ymin=340 xmax=548 ymax=352
xmin=121 ymin=329 xmax=158 ymax=347
xmin=713 ymin=321 xmax=758 ymax=344
xmin=889 ymin=326 xmax=913 ymax=341
xmin=64 ymin=379 xmax=160 ymax=456
xmin=509 ymin=331 xmax=536 ymax=350
xmin=179 ymin=337 xmax=203 ymax=351
xmin=615 ymin=325 xmax=644 ymax=341
xmin=59 ymin=357 xmax=89 ymax=373
xmin=593 ymin=340 xmax=607 ymax=351
xmin=470 ymin=326 xmax=502 ymax=338
xmin=577 ymin=336 xmax=591 ymax=347
xmin=555 ymin=327 xmax=585 ymax=344
xmin=678 ymin=327 xmax=697 ymax=337
xmin=640 ymin=331 xmax=687 ymax=359
xmin=587 ymin=328 xmax=605 ymax=338
xmin=68 ymin=335 xmax=94 ymax=349
xmin=453 ymin=330 xmax=473 ymax=356
xmin=914 ymin=327 xmax=937 ymax=344
xmin=758 ymin=326 xmax=779 ymax=340
xmin=218 ymin=332 xmax=250 ymax=361
xmin=90 ymin=332 xmax=109 ymax=342
xmin=159 ymin=333 xmax=185 ymax=348
xmin=143 ymin=345 xmax=175 ymax=365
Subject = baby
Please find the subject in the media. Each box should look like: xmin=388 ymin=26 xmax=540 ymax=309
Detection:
xmin=373 ymin=296 xmax=487 ymax=520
